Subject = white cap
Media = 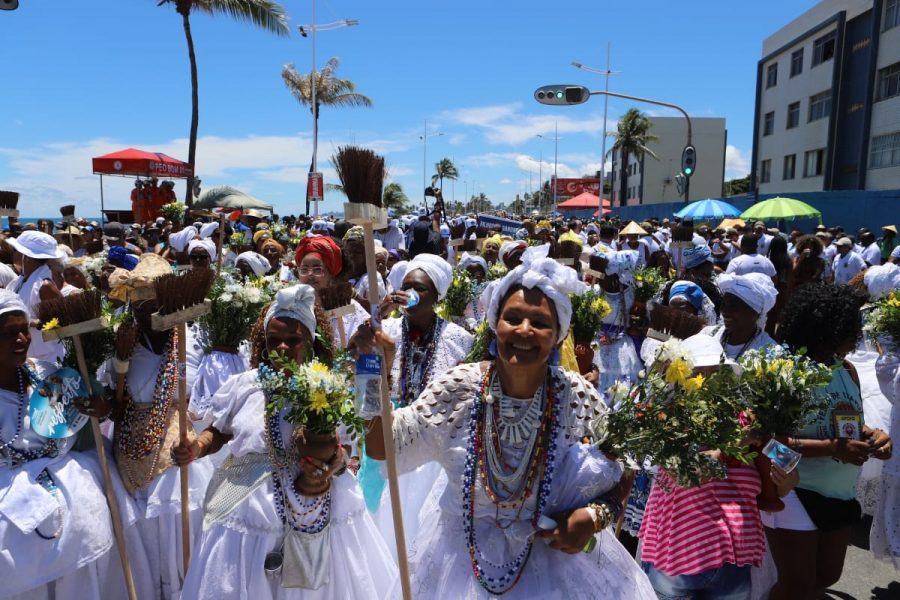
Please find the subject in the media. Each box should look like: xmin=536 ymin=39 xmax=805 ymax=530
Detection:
xmin=8 ymin=231 xmax=64 ymax=260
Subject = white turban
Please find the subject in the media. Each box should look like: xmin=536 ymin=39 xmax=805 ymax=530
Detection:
xmin=864 ymin=263 xmax=900 ymax=301
xmin=717 ymin=272 xmax=778 ymax=329
xmin=406 ymin=253 xmax=453 ymax=300
xmin=481 ymin=244 xmax=586 ymax=343
xmin=235 ymin=251 xmax=271 ymax=277
xmin=458 ymin=252 xmax=488 ymax=274
xmin=187 ymin=238 xmax=217 ymax=261
xmin=199 ymin=222 xmax=219 ymax=239
xmin=387 ymin=260 xmax=409 ymax=293
xmin=499 ymin=240 xmax=527 ymax=262
xmin=0 ymin=289 xmax=28 ymax=319
xmin=169 ymin=227 xmax=198 ymax=253
xmin=264 ymin=284 xmax=317 ymax=339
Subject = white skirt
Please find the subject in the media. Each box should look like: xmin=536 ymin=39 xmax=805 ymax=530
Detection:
xmin=373 ymin=461 xmax=445 ymax=560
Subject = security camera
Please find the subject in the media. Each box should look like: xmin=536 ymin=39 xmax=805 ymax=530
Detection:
xmin=0 ymin=0 xmax=19 ymax=10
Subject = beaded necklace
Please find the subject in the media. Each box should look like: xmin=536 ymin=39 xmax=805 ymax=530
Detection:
xmin=463 ymin=365 xmax=561 ymax=595
xmin=398 ymin=316 xmax=446 ymax=407
xmin=0 ymin=365 xmax=59 ymax=467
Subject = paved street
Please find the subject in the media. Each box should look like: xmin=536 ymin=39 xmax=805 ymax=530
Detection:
xmin=826 ymin=517 xmax=899 ymax=600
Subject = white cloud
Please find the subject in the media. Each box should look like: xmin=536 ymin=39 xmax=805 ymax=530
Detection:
xmin=725 ymin=145 xmax=750 ymax=179
xmin=441 ymin=103 xmax=611 ymax=145
xmin=499 ymin=178 xmax=512 ymax=184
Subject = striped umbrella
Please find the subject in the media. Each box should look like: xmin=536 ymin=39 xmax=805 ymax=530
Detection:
xmin=673 ymin=198 xmax=742 ymax=220
xmin=740 ymin=196 xmax=821 ymax=223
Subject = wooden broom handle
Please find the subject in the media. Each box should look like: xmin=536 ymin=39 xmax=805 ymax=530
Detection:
xmin=176 ymin=323 xmax=191 ymax=573
xmin=72 ymin=335 xmax=138 ymax=600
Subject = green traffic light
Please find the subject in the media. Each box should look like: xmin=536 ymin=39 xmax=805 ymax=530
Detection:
xmin=684 ymin=167 xmax=693 ymax=175
xmin=556 ymin=91 xmax=563 ymax=99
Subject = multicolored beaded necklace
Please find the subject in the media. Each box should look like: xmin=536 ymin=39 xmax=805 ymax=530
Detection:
xmin=398 ymin=316 xmax=445 ymax=407
xmin=116 ymin=330 xmax=179 ymax=473
xmin=0 ymin=364 xmax=59 ymax=466
xmin=462 ymin=365 xmax=561 ymax=595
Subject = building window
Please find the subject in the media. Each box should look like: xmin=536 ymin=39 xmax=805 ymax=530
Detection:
xmin=870 ymin=131 xmax=900 ymax=168
xmin=760 ymin=159 xmax=772 ymax=183
xmin=763 ymin=111 xmax=775 ymax=136
xmin=804 ymin=149 xmax=825 ymax=177
xmin=876 ymin=62 xmax=900 ymax=102
xmin=783 ymin=154 xmax=796 ymax=180
xmin=808 ymin=90 xmax=832 ymax=121
xmin=791 ymin=48 xmax=804 ymax=77
xmin=886 ymin=0 xmax=900 ymax=31
xmin=812 ymin=31 xmax=837 ymax=67
xmin=787 ymin=102 xmax=800 ymax=129
xmin=766 ymin=63 xmax=778 ymax=88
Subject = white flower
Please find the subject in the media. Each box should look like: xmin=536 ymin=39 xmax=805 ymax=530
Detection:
xmin=219 ymin=292 xmax=233 ymax=303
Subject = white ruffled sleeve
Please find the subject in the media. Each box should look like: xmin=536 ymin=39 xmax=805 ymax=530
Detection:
xmin=554 ymin=366 xmax=609 ymax=442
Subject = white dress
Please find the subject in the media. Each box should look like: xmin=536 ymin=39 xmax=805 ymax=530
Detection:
xmin=593 ymin=289 xmax=641 ymax=396
xmin=0 ymin=362 xmax=113 ymax=599
xmin=181 ymin=370 xmax=398 ymax=600
xmin=391 ymin=363 xmax=656 ymax=599
xmin=328 ymin=299 xmax=370 ymax=349
xmin=872 ymin=350 xmax=900 ymax=567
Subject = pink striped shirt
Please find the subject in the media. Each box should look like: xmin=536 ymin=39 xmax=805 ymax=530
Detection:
xmin=638 ymin=465 xmax=765 ymax=576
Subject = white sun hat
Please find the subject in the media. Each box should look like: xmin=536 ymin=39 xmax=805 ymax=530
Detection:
xmin=7 ymin=231 xmax=64 ymax=260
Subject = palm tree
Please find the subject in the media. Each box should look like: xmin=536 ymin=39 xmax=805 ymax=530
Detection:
xmin=607 ymin=108 xmax=659 ymax=207
xmin=282 ymin=57 xmax=373 ymax=214
xmin=158 ymin=0 xmax=290 ymax=207
xmin=382 ymin=182 xmax=408 ymax=211
xmin=431 ymin=157 xmax=459 ymax=192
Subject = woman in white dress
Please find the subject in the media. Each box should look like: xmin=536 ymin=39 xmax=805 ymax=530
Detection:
xmin=178 ymin=285 xmax=398 ymax=600
xmin=0 ymin=290 xmax=116 ymax=599
xmin=362 ymin=249 xmax=655 ymax=598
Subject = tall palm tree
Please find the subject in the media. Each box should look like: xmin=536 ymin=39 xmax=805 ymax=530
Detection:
xmin=158 ymin=0 xmax=290 ymax=207
xmin=431 ymin=157 xmax=459 ymax=192
xmin=382 ymin=182 xmax=408 ymax=211
xmin=607 ymin=107 xmax=659 ymax=207
xmin=282 ymin=57 xmax=373 ymax=214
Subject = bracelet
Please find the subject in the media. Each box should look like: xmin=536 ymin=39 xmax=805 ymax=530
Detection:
xmin=585 ymin=502 xmax=614 ymax=533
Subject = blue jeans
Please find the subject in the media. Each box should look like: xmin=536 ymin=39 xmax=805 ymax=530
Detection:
xmin=642 ymin=562 xmax=751 ymax=600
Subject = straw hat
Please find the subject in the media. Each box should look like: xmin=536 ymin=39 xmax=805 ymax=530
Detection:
xmin=882 ymin=225 xmax=898 ymax=235
xmin=108 ymin=253 xmax=172 ymax=303
xmin=620 ymin=221 xmax=648 ymax=236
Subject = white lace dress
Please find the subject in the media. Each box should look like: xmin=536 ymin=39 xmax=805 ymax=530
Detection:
xmin=872 ymin=350 xmax=900 ymax=567
xmin=180 ymin=370 xmax=398 ymax=600
xmin=593 ymin=289 xmax=641 ymax=396
xmin=369 ymin=317 xmax=474 ymax=556
xmin=391 ymin=362 xmax=656 ymax=599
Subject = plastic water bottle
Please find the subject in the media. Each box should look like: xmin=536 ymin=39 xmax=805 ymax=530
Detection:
xmin=401 ymin=290 xmax=420 ymax=314
xmin=355 ymin=353 xmax=383 ymax=418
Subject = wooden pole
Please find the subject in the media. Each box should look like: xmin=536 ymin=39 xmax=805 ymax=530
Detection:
xmin=215 ymin=212 xmax=226 ymax=272
xmin=336 ymin=315 xmax=347 ymax=349
xmin=176 ymin=322 xmax=191 ymax=573
xmin=362 ymin=221 xmax=412 ymax=600
xmin=71 ymin=335 xmax=138 ymax=600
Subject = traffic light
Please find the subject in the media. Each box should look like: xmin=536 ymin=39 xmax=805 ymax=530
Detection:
xmin=0 ymin=0 xmax=19 ymax=9
xmin=681 ymin=145 xmax=696 ymax=178
xmin=534 ymin=85 xmax=591 ymax=105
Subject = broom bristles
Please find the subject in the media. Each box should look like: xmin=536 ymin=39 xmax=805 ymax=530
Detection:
xmin=648 ymin=304 xmax=706 ymax=341
xmin=332 ymin=146 xmax=385 ymax=207
xmin=319 ymin=282 xmax=354 ymax=312
xmin=153 ymin=269 xmax=215 ymax=316
xmin=36 ymin=289 xmax=103 ymax=327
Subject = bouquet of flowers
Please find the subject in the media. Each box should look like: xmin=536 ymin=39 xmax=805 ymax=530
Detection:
xmin=160 ymin=201 xmax=187 ymax=223
xmin=569 ymin=287 xmax=611 ymax=343
xmin=199 ymin=273 xmax=269 ymax=351
xmin=82 ymin=252 xmax=108 ymax=289
xmin=438 ymin=270 xmax=474 ymax=319
xmin=595 ymin=338 xmax=754 ymax=488
xmin=486 ymin=261 xmax=508 ymax=281
xmin=865 ymin=291 xmax=900 ymax=345
xmin=738 ymin=346 xmax=832 ymax=435
xmin=632 ymin=266 xmax=666 ymax=302
xmin=464 ymin=320 xmax=494 ymax=363
xmin=259 ymin=354 xmax=365 ymax=439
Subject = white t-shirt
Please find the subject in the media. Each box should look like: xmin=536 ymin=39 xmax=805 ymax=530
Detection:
xmin=832 ymin=251 xmax=867 ymax=285
xmin=891 ymin=245 xmax=900 ymax=260
xmin=725 ymin=253 xmax=777 ymax=277
xmin=862 ymin=242 xmax=882 ymax=266
xmin=756 ymin=233 xmax=773 ymax=256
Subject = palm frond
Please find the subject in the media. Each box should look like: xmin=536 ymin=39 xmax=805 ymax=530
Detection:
xmin=196 ymin=0 xmax=291 ymax=36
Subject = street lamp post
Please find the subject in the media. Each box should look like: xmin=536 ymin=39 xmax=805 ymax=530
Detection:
xmin=538 ymin=149 xmax=543 ymax=213
xmin=537 ymin=123 xmax=559 ymax=211
xmin=420 ymin=119 xmax=444 ymax=208
xmin=298 ymin=2 xmax=358 ymax=217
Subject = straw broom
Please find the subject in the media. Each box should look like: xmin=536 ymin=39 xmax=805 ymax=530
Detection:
xmin=150 ymin=268 xmax=215 ymax=573
xmin=319 ymin=282 xmax=355 ymax=348
xmin=38 ymin=290 xmax=138 ymax=600
xmin=334 ymin=145 xmax=413 ymax=600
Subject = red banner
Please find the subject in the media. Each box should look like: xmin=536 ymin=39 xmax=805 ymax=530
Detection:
xmin=554 ymin=177 xmax=601 ymax=196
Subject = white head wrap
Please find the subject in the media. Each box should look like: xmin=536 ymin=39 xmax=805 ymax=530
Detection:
xmin=373 ymin=240 xmax=389 ymax=260
xmin=0 ymin=289 xmax=28 ymax=319
xmin=263 ymin=284 xmax=317 ymax=339
xmin=682 ymin=333 xmax=742 ymax=375
xmin=406 ymin=254 xmax=453 ymax=299
xmin=499 ymin=240 xmax=527 ymax=263
xmin=602 ymin=250 xmax=639 ymax=286
xmin=169 ymin=227 xmax=198 ymax=253
xmin=458 ymin=252 xmax=488 ymax=274
xmin=716 ymin=272 xmax=778 ymax=329
xmin=199 ymin=222 xmax=219 ymax=239
xmin=235 ymin=251 xmax=272 ymax=277
xmin=481 ymin=244 xmax=586 ymax=343
xmin=187 ymin=238 xmax=217 ymax=261
xmin=863 ymin=263 xmax=900 ymax=301
xmin=387 ymin=260 xmax=409 ymax=293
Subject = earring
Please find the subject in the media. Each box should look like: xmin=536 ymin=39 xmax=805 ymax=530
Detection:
xmin=488 ymin=338 xmax=497 ymax=357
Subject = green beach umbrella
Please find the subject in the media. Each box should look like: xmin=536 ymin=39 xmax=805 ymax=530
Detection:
xmin=740 ymin=196 xmax=821 ymax=224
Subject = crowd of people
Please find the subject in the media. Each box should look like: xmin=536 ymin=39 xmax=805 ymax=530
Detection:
xmin=0 ymin=205 xmax=897 ymax=600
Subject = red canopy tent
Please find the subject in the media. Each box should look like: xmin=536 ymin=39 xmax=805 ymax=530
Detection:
xmin=593 ymin=208 xmax=612 ymax=216
xmin=92 ymin=148 xmax=193 ymax=222
xmin=556 ymin=192 xmax=610 ymax=210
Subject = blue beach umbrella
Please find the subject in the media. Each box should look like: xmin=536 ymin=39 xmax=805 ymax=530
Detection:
xmin=674 ymin=198 xmax=742 ymax=221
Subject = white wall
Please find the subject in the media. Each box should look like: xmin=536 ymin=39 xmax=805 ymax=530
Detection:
xmin=762 ymin=0 xmax=870 ymax=56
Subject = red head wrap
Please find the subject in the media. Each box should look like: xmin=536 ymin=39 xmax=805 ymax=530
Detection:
xmin=294 ymin=235 xmax=343 ymax=277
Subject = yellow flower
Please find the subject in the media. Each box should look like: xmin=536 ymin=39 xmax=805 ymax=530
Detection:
xmin=309 ymin=390 xmax=330 ymax=413
xmin=682 ymin=374 xmax=705 ymax=393
xmin=41 ymin=318 xmax=60 ymax=332
xmin=590 ymin=297 xmax=612 ymax=318
xmin=665 ymin=359 xmax=691 ymax=386
xmin=635 ymin=275 xmax=644 ymax=282
xmin=309 ymin=361 xmax=329 ymax=374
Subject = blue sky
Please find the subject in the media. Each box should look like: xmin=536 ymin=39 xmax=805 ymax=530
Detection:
xmin=1 ymin=0 xmax=817 ymax=218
